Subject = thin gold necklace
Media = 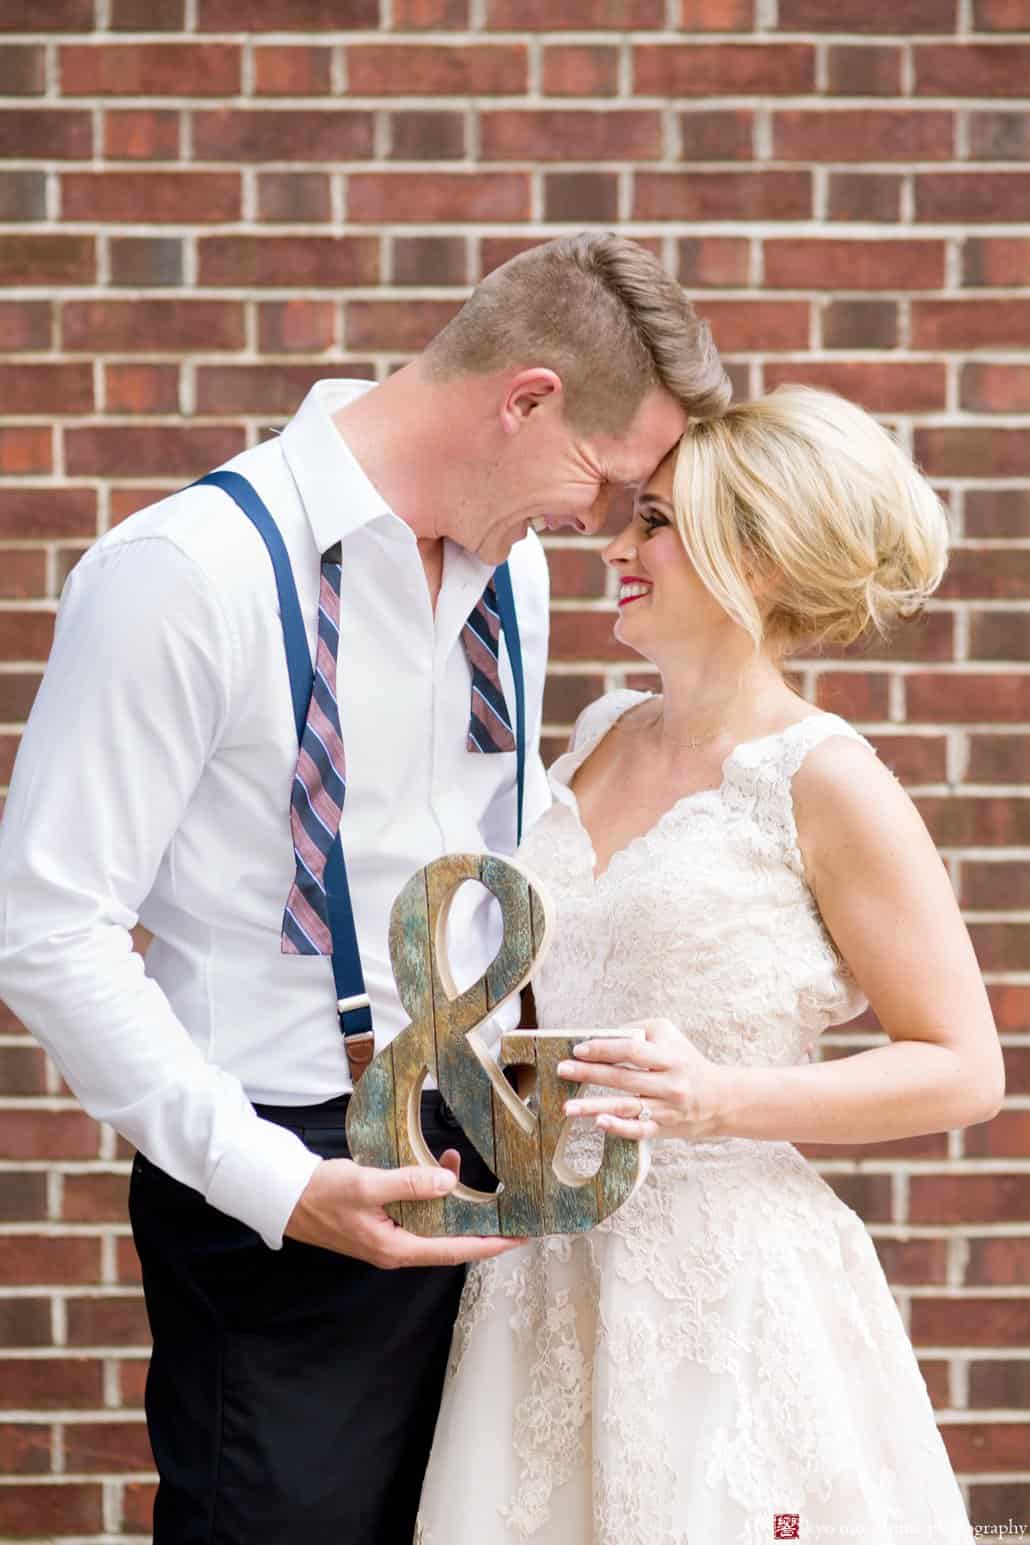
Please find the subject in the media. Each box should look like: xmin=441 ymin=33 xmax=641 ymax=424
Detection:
xmin=641 ymin=698 xmax=738 ymax=751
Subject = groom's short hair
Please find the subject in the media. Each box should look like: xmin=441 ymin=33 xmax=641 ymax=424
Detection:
xmin=424 ymin=232 xmax=731 ymax=434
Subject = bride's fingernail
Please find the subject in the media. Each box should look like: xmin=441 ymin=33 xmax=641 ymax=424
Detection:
xmin=565 ymin=1101 xmax=581 ymax=1115
xmin=573 ymin=1044 xmax=588 ymax=1057
xmin=557 ymin=1061 xmax=573 ymax=1076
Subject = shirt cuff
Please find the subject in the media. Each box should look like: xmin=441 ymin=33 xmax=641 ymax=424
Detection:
xmin=205 ymin=1117 xmax=324 ymax=1250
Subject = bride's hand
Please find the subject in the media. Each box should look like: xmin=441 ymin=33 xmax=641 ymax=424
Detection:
xmin=557 ymin=1018 xmax=729 ymax=1143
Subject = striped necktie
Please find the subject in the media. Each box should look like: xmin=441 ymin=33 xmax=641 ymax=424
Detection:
xmin=281 ymin=542 xmax=346 ymax=955
xmin=462 ymin=577 xmax=516 ymax=754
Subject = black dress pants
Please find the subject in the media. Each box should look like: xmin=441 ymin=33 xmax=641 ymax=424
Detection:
xmin=128 ymin=1091 xmax=497 ymax=1545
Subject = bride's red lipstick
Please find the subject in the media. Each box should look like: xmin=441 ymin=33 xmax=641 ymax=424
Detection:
xmin=618 ymin=576 xmax=653 ymax=607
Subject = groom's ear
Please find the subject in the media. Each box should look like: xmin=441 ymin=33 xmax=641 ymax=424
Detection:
xmin=501 ymin=368 xmax=564 ymax=433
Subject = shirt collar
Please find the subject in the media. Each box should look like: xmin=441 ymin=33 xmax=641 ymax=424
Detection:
xmin=279 ymin=378 xmax=398 ymax=557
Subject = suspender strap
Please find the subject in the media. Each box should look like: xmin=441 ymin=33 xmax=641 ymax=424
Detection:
xmin=493 ymin=560 xmax=526 ymax=847
xmin=192 ymin=471 xmax=373 ymax=1049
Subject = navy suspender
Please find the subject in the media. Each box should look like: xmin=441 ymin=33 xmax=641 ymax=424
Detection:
xmin=193 ymin=469 xmax=526 ymax=1057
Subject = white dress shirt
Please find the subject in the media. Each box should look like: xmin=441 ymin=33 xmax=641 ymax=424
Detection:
xmin=0 ymin=379 xmax=551 ymax=1250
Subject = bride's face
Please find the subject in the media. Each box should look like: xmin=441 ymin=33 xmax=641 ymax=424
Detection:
xmin=602 ymin=452 xmax=729 ymax=664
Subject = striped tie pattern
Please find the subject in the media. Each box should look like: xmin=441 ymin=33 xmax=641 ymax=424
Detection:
xmin=281 ymin=544 xmax=346 ymax=955
xmin=462 ymin=578 xmax=516 ymax=754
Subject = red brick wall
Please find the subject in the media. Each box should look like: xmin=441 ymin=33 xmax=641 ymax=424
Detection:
xmin=1 ymin=2 xmax=1028 ymax=1538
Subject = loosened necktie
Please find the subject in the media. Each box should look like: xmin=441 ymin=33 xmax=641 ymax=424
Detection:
xmin=281 ymin=542 xmax=346 ymax=955
xmin=461 ymin=578 xmax=516 ymax=754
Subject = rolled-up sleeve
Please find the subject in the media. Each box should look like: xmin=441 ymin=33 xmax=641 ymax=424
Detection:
xmin=0 ymin=536 xmax=320 ymax=1249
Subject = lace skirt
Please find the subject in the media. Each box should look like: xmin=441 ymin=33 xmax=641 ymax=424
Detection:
xmin=415 ymin=1138 xmax=975 ymax=1545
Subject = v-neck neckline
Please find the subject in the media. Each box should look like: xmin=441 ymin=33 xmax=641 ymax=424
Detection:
xmin=550 ymin=691 xmax=833 ymax=887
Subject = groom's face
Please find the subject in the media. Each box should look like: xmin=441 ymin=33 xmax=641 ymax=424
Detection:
xmin=471 ymin=387 xmax=688 ymax=566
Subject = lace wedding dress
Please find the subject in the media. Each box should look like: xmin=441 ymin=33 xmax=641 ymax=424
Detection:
xmin=415 ymin=689 xmax=976 ymax=1545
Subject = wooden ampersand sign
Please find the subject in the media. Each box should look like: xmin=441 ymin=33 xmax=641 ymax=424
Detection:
xmin=345 ymin=853 xmax=648 ymax=1237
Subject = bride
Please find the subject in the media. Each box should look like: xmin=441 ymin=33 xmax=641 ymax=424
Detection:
xmin=415 ymin=386 xmax=1003 ymax=1544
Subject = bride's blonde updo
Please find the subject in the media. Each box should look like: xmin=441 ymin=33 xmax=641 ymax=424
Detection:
xmin=672 ymin=384 xmax=950 ymax=655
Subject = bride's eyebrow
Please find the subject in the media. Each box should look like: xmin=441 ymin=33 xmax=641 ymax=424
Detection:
xmin=636 ymin=493 xmax=673 ymax=514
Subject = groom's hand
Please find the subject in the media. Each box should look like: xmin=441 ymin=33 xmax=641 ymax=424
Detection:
xmin=284 ymin=1155 xmax=525 ymax=1268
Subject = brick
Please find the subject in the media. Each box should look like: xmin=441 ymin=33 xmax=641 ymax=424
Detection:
xmin=66 ymin=426 xmax=246 ymax=478
xmin=393 ymin=0 xmax=467 ymax=20
xmin=693 ymin=299 xmax=811 ymax=352
xmin=974 ymin=0 xmax=1030 ymax=23
xmin=0 ymin=1171 xmax=46 ymax=1221
xmin=0 ymin=363 xmax=93 ymax=415
xmin=680 ymin=0 xmax=753 ymax=23
xmin=63 ymin=299 xmax=244 ymax=353
xmin=348 ymin=172 xmax=530 ymax=223
xmin=821 ymin=1173 xmax=893 ymax=1222
xmin=0 ymin=0 xmax=92 ymax=24
xmin=826 ymin=45 xmax=903 ymax=96
xmin=0 ymin=488 xmax=96 ymax=541
xmin=870 ymin=1237 xmax=949 ymax=1286
xmin=199 ymin=0 xmax=379 ymax=25
xmin=60 ymin=42 xmax=240 ymax=96
xmin=478 ymin=235 xmax=553 ymax=274
xmin=917 ymin=173 xmax=1030 ymax=224
xmin=109 ymin=488 xmax=178 ymax=525
xmin=546 ymin=552 xmax=607 ymax=601
xmin=915 ymin=428 xmax=1029 ymax=479
xmin=258 ymin=300 xmax=336 ymax=354
xmin=0 ymin=109 xmax=92 ymax=160
xmin=912 ymin=1175 xmax=1030 ymax=1230
xmin=63 ymin=1419 xmax=153 ymax=1474
xmin=907 ymin=670 xmax=1030 ymax=723
xmin=917 ymin=795 xmax=1030 ymax=846
xmin=0 ymin=234 xmax=95 ymax=288
xmin=764 ymin=239 xmax=945 ymax=292
xmin=763 ymin=360 xmax=946 ymax=413
xmin=963 ymin=237 xmax=1030 ymax=286
xmin=965 ymin=489 xmax=1030 ymax=539
xmin=962 ymin=363 xmax=1030 ymax=412
xmin=105 ymin=362 xmax=179 ymax=416
xmin=826 ymin=173 xmax=903 ymax=224
xmin=0 ymin=301 xmax=51 ymax=350
xmin=62 ymin=171 xmax=240 ymax=224
xmin=543 ymin=172 xmax=618 ymax=223
xmin=197 ymin=236 xmax=378 ymax=289
xmin=633 ymin=44 xmax=815 ymax=97
xmin=679 ymin=110 xmax=754 ymax=162
xmin=678 ymin=237 xmax=751 ymax=288
xmin=542 ymin=44 xmax=619 ymax=97
xmin=969 ymin=610 xmax=1030 ymax=662
xmin=112 ymin=0 xmax=185 ymax=25
xmin=969 ymin=111 xmax=1030 ymax=161
xmin=0 ymin=611 xmax=55 ymax=663
xmin=0 ymin=554 xmax=47 ymax=601
xmin=0 ymin=1109 xmax=98 ymax=1160
xmin=915 ymin=43 xmax=1030 ymax=97
xmin=0 ymin=45 xmax=45 ymax=95
xmin=346 ymin=300 xmax=461 ymax=352
xmin=942 ymin=1423 xmax=1030 ymax=1473
xmin=481 ymin=110 xmax=662 ymax=162
xmin=0 ymin=1484 xmax=103 ymax=1537
xmin=939 ymin=548 xmax=1030 ymax=601
xmin=0 ymin=1422 xmax=53 ymax=1475
xmin=0 ymin=171 xmax=46 ymax=223
xmin=969 ymin=921 xmax=1030 ymax=972
xmin=390 ymin=111 xmax=465 ymax=161
xmin=117 ymin=1357 xmax=148 ymax=1406
xmin=193 ymin=110 xmax=374 ymax=163
xmin=866 ymin=732 xmax=948 ymax=783
xmin=194 ymin=364 xmax=333 ymax=416
xmin=969 ymin=1360 xmax=1030 ymax=1409
xmin=917 ymin=1359 xmax=951 ymax=1408
xmin=104 ymin=108 xmax=180 ymax=162
xmin=913 ymin=299 xmax=1030 ymax=349
xmin=65 ymin=1295 xmax=151 ymax=1347
xmin=257 ymin=172 xmax=332 ymax=223
xmin=0 ymin=1299 xmax=51 ymax=1347
xmin=486 ymin=0 xmax=663 ymax=23
xmin=965 ymin=1105 xmax=1030 ymax=1158
xmin=0 ymin=427 xmax=52 ymax=476
xmin=253 ymin=45 xmax=332 ymax=96
xmin=968 ymin=1486 xmax=1030 ymax=1530
xmin=774 ymin=110 xmax=953 ymax=164
xmin=812 ymin=671 xmax=890 ymax=720
xmin=0 ymin=1236 xmax=102 ymax=1287
xmin=347 ymin=43 xmax=527 ymax=95
xmin=966 ymin=1236 xmax=1030 ymax=1286
xmin=634 ymin=171 xmax=811 ymax=223
xmin=799 ymin=1131 xmax=948 ymax=1161
xmin=392 ymin=236 xmax=466 ymax=287
xmin=0 ymin=1357 xmax=104 ymax=1411
xmin=778 ymin=0 xmax=954 ymax=25
xmin=823 ymin=300 xmax=898 ymax=350
xmin=109 ymin=236 xmax=183 ymax=288
xmin=968 ymin=732 xmax=1030 ymax=780
xmin=116 ymin=1237 xmax=143 ymax=1285
xmin=543 ymin=672 xmax=607 ymax=724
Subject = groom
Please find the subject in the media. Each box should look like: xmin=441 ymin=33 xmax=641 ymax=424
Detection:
xmin=0 ymin=233 xmax=729 ymax=1544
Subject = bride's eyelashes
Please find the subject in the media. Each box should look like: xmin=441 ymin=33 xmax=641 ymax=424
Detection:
xmin=636 ymin=507 xmax=670 ymax=537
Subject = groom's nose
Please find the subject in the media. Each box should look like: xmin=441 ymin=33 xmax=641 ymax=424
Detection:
xmin=577 ymin=483 xmax=612 ymax=537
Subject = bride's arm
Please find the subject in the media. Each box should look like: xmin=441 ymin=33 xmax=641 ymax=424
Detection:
xmin=561 ymin=735 xmax=1005 ymax=1146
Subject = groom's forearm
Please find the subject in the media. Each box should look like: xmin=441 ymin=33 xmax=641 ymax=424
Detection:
xmin=708 ymin=1039 xmax=1001 ymax=1146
